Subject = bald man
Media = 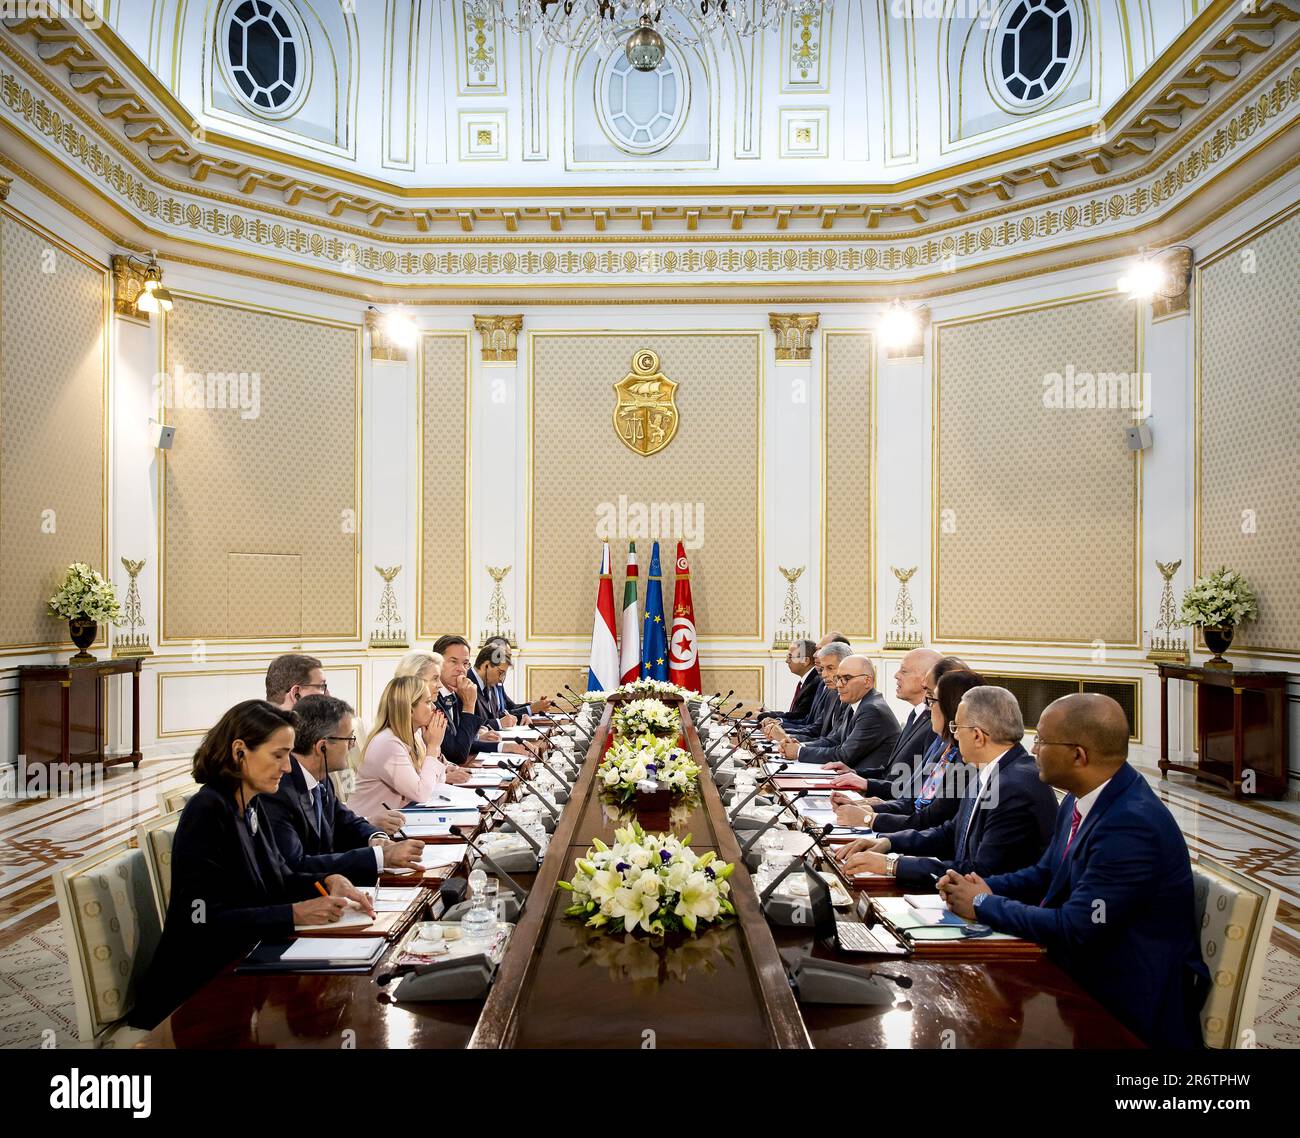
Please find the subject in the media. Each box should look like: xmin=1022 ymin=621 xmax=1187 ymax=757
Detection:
xmin=782 ymin=654 xmax=899 ymax=775
xmin=939 ymin=693 xmax=1209 ymax=1049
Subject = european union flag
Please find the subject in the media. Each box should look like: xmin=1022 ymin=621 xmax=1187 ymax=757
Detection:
xmin=641 ymin=541 xmax=668 ymax=680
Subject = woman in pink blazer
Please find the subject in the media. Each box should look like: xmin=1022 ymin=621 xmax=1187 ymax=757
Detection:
xmin=350 ymin=675 xmax=450 ymax=817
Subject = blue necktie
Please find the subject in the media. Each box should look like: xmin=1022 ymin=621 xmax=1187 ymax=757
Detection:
xmin=311 ymin=784 xmax=323 ymax=832
xmin=954 ymin=787 xmax=978 ymax=861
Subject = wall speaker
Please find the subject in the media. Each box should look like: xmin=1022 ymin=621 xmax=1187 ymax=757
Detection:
xmin=1124 ymin=420 xmax=1153 ymax=451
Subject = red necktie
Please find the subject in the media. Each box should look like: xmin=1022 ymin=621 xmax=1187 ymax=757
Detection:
xmin=788 ymin=679 xmax=803 ymax=713
xmin=1061 ymin=805 xmax=1082 ymax=859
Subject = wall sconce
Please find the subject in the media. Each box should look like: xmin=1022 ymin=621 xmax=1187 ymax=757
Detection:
xmin=1117 ymin=246 xmax=1193 ymax=317
xmin=366 ymin=305 xmax=418 ymax=361
xmin=112 ymin=252 xmax=173 ymax=317
xmin=879 ymin=299 xmax=929 ymax=359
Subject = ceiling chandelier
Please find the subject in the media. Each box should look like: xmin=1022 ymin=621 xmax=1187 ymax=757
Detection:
xmin=488 ymin=1 xmax=830 ymax=71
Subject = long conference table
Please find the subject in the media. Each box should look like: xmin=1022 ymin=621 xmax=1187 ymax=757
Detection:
xmin=139 ymin=702 xmax=1141 ymax=1049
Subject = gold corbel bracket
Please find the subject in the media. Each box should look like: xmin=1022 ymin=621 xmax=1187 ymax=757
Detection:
xmin=1150 ymin=247 xmax=1194 ymax=319
xmin=769 ymin=312 xmax=820 ymax=362
xmin=473 ymin=314 xmax=524 ymax=363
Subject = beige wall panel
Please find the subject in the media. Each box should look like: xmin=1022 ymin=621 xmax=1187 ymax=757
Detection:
xmin=935 ymin=294 xmax=1139 ymax=645
xmin=418 ymin=332 xmax=469 ymax=640
xmin=162 ymin=296 xmax=359 ymax=641
xmin=530 ymin=332 xmax=762 ymax=640
xmin=0 ymin=213 xmax=106 ymax=649
xmin=821 ymin=331 xmax=875 ymax=640
xmin=699 ymin=665 xmax=765 ymax=710
xmin=523 ymin=665 xmax=590 ymax=704
xmin=1198 ymin=208 xmax=1300 ymax=656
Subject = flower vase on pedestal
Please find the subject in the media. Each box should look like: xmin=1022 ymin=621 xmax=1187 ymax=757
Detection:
xmin=68 ymin=618 xmax=98 ymax=662
xmin=1202 ymin=624 xmax=1235 ymax=669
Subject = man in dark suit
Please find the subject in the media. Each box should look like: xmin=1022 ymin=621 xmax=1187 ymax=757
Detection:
xmin=939 ymin=693 xmax=1210 ymax=1049
xmin=480 ymin=636 xmax=553 ymax=720
xmin=756 ymin=639 xmax=822 ymax=725
xmin=836 ymin=686 xmax=1056 ymax=889
xmin=781 ymin=655 xmax=900 ymax=775
xmin=763 ymin=642 xmax=850 ymax=745
xmin=431 ymin=635 xmax=487 ymax=765
xmin=262 ymin=695 xmax=425 ymax=883
xmin=822 ymin=646 xmax=941 ymax=793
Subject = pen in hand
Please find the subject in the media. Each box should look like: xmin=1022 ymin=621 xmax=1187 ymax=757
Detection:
xmin=381 ymin=802 xmax=409 ymax=840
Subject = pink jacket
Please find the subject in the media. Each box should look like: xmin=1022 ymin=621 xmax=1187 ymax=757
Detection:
xmin=349 ymin=727 xmax=447 ymax=817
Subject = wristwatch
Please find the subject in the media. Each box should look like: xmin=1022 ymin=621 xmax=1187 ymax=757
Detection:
xmin=972 ymin=890 xmax=990 ymax=911
xmin=885 ymin=853 xmax=900 ymax=877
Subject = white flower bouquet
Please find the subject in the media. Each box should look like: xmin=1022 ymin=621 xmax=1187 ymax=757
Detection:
xmin=614 ymin=678 xmax=690 ymax=699
xmin=613 ymin=697 xmax=680 ymax=739
xmin=558 ymin=822 xmax=736 ymax=935
xmin=47 ymin=562 xmax=121 ymax=624
xmin=597 ymin=735 xmax=700 ymax=805
xmin=1179 ymin=567 xmax=1258 ymax=628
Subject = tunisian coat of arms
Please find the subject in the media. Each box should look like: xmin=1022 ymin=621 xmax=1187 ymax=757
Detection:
xmin=612 ymin=349 xmax=679 ymax=457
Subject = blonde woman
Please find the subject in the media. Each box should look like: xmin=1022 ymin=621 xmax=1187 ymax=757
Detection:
xmin=394 ymin=650 xmax=442 ymax=687
xmin=350 ymin=675 xmax=451 ymax=817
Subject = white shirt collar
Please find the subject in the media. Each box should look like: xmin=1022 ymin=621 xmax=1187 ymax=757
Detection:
xmin=976 ymin=748 xmax=1012 ymax=791
xmin=849 ymin=697 xmax=864 ymax=714
xmin=1075 ymin=775 xmax=1113 ymax=821
xmin=297 ymin=759 xmax=320 ymax=793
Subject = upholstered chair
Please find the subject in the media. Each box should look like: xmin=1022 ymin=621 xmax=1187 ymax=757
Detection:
xmin=136 ymin=810 xmax=181 ymax=924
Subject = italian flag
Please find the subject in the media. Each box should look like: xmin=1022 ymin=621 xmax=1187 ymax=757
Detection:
xmin=620 ymin=542 xmax=642 ymax=684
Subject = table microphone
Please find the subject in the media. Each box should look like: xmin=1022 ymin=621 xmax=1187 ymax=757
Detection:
xmin=727 ymin=764 xmax=786 ymax=822
xmin=739 ymin=789 xmax=810 ymax=862
xmin=693 ymin=691 xmax=732 ymax=727
xmin=497 ymin=761 xmax=562 ymax=822
xmin=518 ymin=742 xmax=576 ymax=789
xmin=473 ymin=788 xmax=547 ymax=849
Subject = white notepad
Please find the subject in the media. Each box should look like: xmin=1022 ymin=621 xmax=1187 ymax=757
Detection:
xmin=420 ymin=843 xmax=469 ymax=869
xmin=280 ymin=935 xmax=386 ymax=962
xmin=293 ymin=908 xmax=377 ymax=933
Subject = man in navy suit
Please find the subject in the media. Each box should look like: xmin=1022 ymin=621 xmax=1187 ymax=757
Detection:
xmin=780 ymin=655 xmax=900 ymax=775
xmin=763 ymin=642 xmax=850 ymax=744
xmin=263 ymin=696 xmax=425 ymax=882
xmin=756 ymin=639 xmax=822 ymax=725
xmin=836 ymin=686 xmax=1056 ymax=889
xmin=939 ymin=693 xmax=1209 ymax=1049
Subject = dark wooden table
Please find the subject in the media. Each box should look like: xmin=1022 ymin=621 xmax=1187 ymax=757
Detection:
xmin=138 ymin=704 xmax=1141 ymax=1049
xmin=1158 ymin=662 xmax=1289 ymax=798
xmin=18 ymin=657 xmax=143 ymax=771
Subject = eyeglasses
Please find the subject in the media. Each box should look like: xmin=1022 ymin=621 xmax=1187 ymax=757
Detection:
xmin=326 ymin=735 xmax=357 ymax=747
xmin=923 ymin=694 xmax=937 ymax=707
xmin=298 ymin=682 xmax=329 ymax=694
xmin=1031 ymin=736 xmax=1083 ymax=752
xmin=832 ymin=673 xmax=868 ymax=686
xmin=950 ymin=721 xmax=982 ymax=733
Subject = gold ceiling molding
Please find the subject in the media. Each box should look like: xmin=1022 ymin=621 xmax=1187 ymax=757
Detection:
xmin=769 ymin=312 xmax=819 ymax=361
xmin=2 ymin=2 xmax=1296 ymax=242
xmin=6 ymin=55 xmax=1297 ymax=290
xmin=473 ymin=313 xmax=524 ymax=362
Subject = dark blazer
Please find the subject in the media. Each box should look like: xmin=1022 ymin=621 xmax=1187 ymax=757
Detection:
xmin=880 ymin=705 xmax=937 ymax=787
xmin=437 ymin=689 xmax=485 ymax=765
xmin=759 ymin=668 xmax=823 ymax=725
xmin=801 ymin=688 xmax=900 ymax=775
xmin=871 ymin=738 xmax=964 ymax=835
xmin=979 ymin=762 xmax=1209 ymax=1049
xmin=262 ymin=756 xmax=381 ymax=884
xmin=789 ymin=682 xmax=840 ymax=741
xmin=466 ymin=670 xmax=502 ymax=756
xmin=129 ymin=783 xmax=325 ymax=1029
xmin=888 ymin=743 xmax=1057 ymax=889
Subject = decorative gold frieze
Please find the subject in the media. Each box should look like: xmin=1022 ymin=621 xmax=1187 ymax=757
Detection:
xmin=365 ymin=307 xmax=408 ymax=362
xmin=884 ymin=305 xmax=930 ymax=360
xmin=1150 ymin=246 xmax=1194 ymax=319
xmin=474 ymin=313 xmax=524 ymax=362
xmin=613 ymin=350 xmax=679 ymax=457
xmin=769 ymin=312 xmax=819 ymax=361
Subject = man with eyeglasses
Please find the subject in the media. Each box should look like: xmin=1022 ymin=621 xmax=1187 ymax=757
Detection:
xmin=777 ymin=654 xmax=900 ymax=775
xmin=763 ymin=642 xmax=852 ymax=746
xmin=265 ymin=653 xmax=329 ymax=710
xmin=263 ymin=695 xmax=425 ymax=883
xmin=936 ymin=693 xmax=1209 ymax=1049
xmin=755 ymin=639 xmax=822 ymax=726
xmin=835 ymin=685 xmax=1055 ymax=889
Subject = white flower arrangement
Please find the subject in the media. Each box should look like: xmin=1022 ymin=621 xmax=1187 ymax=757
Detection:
xmin=558 ymin=822 xmax=736 ymax=936
xmin=47 ymin=562 xmax=121 ymax=625
xmin=1179 ymin=567 xmax=1259 ymax=628
xmin=597 ymin=735 xmax=700 ymax=804
xmin=614 ymin=678 xmax=693 ymax=699
xmin=612 ymin=697 xmax=680 ymax=739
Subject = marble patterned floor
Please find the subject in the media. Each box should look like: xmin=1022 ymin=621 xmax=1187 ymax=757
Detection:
xmin=0 ymin=752 xmax=1296 ymax=1048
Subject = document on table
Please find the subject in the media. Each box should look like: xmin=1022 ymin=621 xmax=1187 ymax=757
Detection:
xmin=413 ymin=785 xmax=502 ymax=808
xmin=399 ymin=819 xmax=456 ymax=838
xmin=794 ymin=794 xmax=837 ymax=820
xmin=904 ymin=893 xmax=948 ymax=910
xmin=463 ymin=770 xmax=513 ymax=786
xmin=498 ymin=726 xmax=542 ymax=739
xmin=366 ymin=887 xmax=422 ymax=913
xmin=764 ymin=760 xmax=840 ymax=777
xmin=420 ymin=843 xmax=469 ymax=869
xmin=280 ymin=936 xmax=386 ymax=963
xmin=294 ymin=908 xmax=378 ymax=933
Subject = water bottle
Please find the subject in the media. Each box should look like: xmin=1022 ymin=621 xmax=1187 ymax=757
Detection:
xmin=462 ymin=867 xmax=496 ymax=946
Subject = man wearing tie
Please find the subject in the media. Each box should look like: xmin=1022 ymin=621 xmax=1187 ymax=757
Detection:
xmin=821 ymin=646 xmax=941 ymax=795
xmin=938 ymin=693 xmax=1210 ymax=1049
xmin=430 ymin=636 xmax=485 ymax=765
xmin=763 ymin=642 xmax=851 ymax=745
xmin=756 ymin=639 xmax=821 ymax=725
xmin=836 ymin=686 xmax=1056 ymax=889
xmin=781 ymin=655 xmax=900 ymax=775
xmin=263 ymin=696 xmax=425 ymax=882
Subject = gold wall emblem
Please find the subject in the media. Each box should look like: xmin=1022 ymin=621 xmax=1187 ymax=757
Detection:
xmin=613 ymin=349 xmax=679 ymax=457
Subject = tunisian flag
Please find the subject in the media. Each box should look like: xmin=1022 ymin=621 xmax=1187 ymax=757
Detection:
xmin=668 ymin=541 xmax=702 ymax=693
xmin=586 ymin=542 xmax=620 ymax=692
